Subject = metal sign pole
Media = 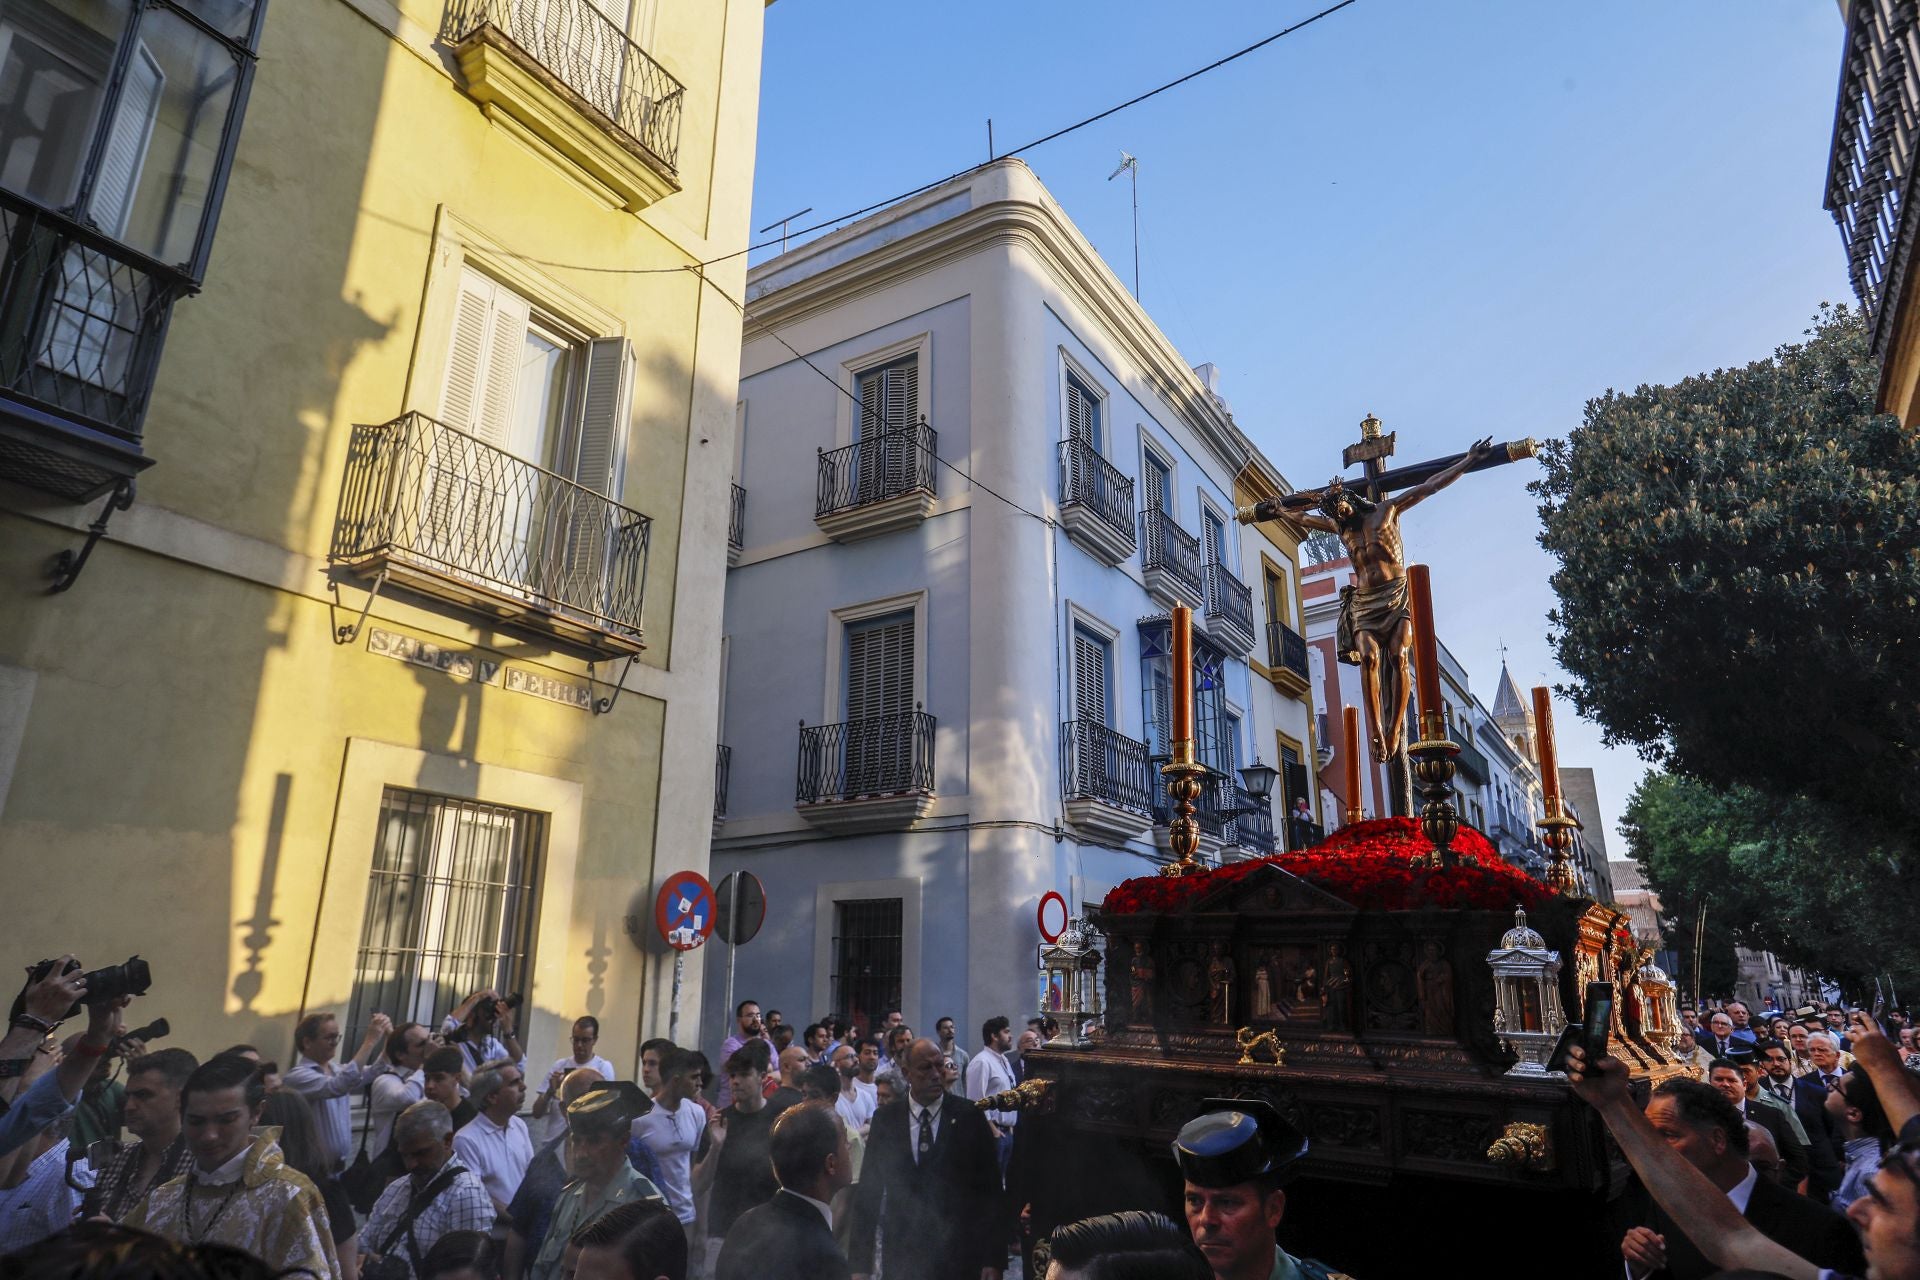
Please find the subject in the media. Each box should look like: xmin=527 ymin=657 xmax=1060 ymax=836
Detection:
xmin=669 ymin=951 xmax=684 ymax=1046
xmin=722 ymin=876 xmax=740 ymax=1052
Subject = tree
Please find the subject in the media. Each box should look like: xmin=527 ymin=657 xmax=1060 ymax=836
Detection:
xmin=1534 ymin=305 xmax=1920 ymax=854
xmin=1622 ymin=771 xmax=1920 ymax=999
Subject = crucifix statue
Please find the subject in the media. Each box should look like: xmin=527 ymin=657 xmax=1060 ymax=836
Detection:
xmin=1238 ymin=415 xmax=1536 ymax=814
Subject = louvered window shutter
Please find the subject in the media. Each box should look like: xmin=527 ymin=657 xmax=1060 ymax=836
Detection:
xmin=1145 ymin=455 xmax=1170 ymax=516
xmin=846 ymin=612 xmax=915 ymax=794
xmin=1066 ymin=378 xmax=1100 ymax=450
xmin=1204 ymin=511 xmax=1226 ymax=566
xmin=91 ymin=46 xmax=163 ymax=238
xmin=558 ymin=337 xmax=635 ymax=613
xmin=1149 ymin=670 xmax=1172 ymax=758
xmin=1073 ymin=630 xmax=1107 ymax=726
xmin=441 ymin=271 xmax=495 ymax=437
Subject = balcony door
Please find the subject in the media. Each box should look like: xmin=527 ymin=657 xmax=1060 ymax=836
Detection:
xmin=844 ymin=610 xmax=914 ymax=794
xmin=1071 ymin=625 xmax=1113 ymax=796
xmin=1143 ymin=450 xmax=1172 ymax=516
xmin=853 ymin=354 xmax=916 ymax=503
xmin=1203 ymin=508 xmax=1227 ymax=568
xmin=436 ymin=266 xmax=633 ymax=610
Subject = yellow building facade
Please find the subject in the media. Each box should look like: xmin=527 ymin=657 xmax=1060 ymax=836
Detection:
xmin=0 ymin=0 xmax=766 ymax=1072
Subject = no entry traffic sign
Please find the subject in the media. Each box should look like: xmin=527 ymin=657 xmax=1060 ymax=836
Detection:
xmin=655 ymin=871 xmax=715 ymax=951
xmin=1037 ymin=891 xmax=1069 ymax=943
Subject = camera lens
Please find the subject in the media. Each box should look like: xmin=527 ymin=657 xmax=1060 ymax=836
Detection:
xmin=83 ymin=956 xmax=152 ymax=1007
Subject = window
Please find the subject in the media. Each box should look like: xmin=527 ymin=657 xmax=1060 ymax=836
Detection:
xmin=853 ymin=354 xmax=917 ymax=439
xmin=1145 ymin=667 xmax=1172 ymax=760
xmin=831 ymin=898 xmax=902 ymax=1030
xmin=1216 ymin=710 xmax=1241 ymax=778
xmin=1264 ymin=567 xmax=1287 ymax=625
xmin=1143 ymin=449 xmax=1173 ymax=516
xmin=347 ymin=788 xmax=545 ymax=1045
xmin=1065 ymin=372 xmax=1101 ymax=451
xmin=1072 ymin=625 xmax=1112 ymax=726
xmin=844 ymin=610 xmax=915 ymax=792
xmin=1203 ymin=507 xmax=1227 ymax=567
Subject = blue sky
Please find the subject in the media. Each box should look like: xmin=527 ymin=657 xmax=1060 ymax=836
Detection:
xmin=746 ymin=2 xmax=1851 ymax=858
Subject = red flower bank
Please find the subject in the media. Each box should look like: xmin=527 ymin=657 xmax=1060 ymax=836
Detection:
xmin=1100 ymin=817 xmax=1558 ymax=917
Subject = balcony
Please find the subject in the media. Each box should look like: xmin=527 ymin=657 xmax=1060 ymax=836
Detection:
xmin=0 ymin=191 xmax=187 ymax=502
xmin=1264 ymin=620 xmax=1312 ymax=698
xmin=728 ymin=482 xmax=745 ymax=567
xmin=1060 ymin=719 xmax=1154 ymax=843
xmin=1202 ymin=562 xmax=1256 ymax=655
xmin=1139 ymin=509 xmax=1203 ymax=610
xmin=446 ymin=0 xmax=685 ymax=212
xmin=1058 ymin=438 xmax=1135 ymax=565
xmin=1286 ymin=816 xmax=1327 ymax=851
xmin=713 ymin=744 xmax=730 ymax=832
xmin=329 ymin=412 xmax=651 ymax=659
xmin=1224 ymin=786 xmax=1277 ymax=856
xmin=1452 ymin=735 xmax=1490 ymax=786
xmin=815 ymin=422 xmax=937 ymax=542
xmin=796 ymin=708 xmax=936 ymax=832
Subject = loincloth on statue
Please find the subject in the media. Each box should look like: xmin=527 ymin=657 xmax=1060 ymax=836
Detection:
xmin=1336 ymin=575 xmax=1411 ymax=666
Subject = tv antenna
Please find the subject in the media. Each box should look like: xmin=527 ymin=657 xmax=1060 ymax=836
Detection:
xmin=757 ymin=206 xmax=814 ymax=255
xmin=1107 ymin=151 xmax=1139 ymax=300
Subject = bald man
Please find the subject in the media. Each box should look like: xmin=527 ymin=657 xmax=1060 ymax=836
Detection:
xmin=846 ymin=1038 xmax=1003 ymax=1280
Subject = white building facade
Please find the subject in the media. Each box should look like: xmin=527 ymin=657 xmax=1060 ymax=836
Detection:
xmin=708 ymin=160 xmax=1311 ymax=1041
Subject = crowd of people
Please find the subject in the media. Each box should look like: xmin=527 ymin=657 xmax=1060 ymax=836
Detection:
xmin=9 ymin=951 xmax=1919 ymax=1280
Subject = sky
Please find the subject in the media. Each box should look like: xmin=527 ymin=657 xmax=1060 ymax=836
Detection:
xmin=745 ymin=1 xmax=1852 ymax=860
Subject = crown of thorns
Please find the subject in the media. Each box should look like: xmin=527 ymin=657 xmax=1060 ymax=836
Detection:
xmin=1318 ymin=481 xmax=1376 ymax=519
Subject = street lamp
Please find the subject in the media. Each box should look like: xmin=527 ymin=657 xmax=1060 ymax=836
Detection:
xmin=1237 ymin=758 xmax=1278 ymax=804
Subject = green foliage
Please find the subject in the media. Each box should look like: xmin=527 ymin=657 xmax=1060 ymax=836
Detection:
xmin=1533 ymin=305 xmax=1920 ymax=848
xmin=1622 ymin=772 xmax=1920 ymax=997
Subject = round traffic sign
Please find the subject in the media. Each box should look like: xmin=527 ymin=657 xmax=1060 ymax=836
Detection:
xmin=715 ymin=872 xmax=767 ymax=945
xmin=654 ymin=871 xmax=716 ymax=951
xmin=1037 ymin=891 xmax=1069 ymax=943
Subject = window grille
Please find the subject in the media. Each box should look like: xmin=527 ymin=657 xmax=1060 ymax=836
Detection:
xmin=831 ymin=898 xmax=903 ymax=1031
xmin=347 ymin=788 xmax=545 ymax=1045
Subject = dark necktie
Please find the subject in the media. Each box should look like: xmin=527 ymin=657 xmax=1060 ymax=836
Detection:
xmin=917 ymin=1108 xmax=933 ymax=1163
xmin=1822 ymin=1073 xmax=1839 ymax=1090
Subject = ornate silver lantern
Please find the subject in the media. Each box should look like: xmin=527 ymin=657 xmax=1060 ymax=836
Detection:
xmin=1037 ymin=916 xmax=1104 ymax=1048
xmin=1486 ymin=907 xmax=1567 ymax=1077
xmin=1638 ymin=955 xmax=1681 ymax=1052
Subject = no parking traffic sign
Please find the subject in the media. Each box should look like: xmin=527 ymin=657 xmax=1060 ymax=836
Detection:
xmin=655 ymin=870 xmax=715 ymax=951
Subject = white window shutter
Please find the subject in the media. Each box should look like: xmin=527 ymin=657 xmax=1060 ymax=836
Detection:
xmin=89 ymin=45 xmax=163 ymax=239
xmin=1073 ymin=630 xmax=1107 ymax=726
xmin=441 ymin=269 xmax=496 ymax=436
xmin=476 ymin=286 xmax=528 ymax=451
xmin=847 ymin=613 xmax=913 ymax=721
xmin=573 ymin=336 xmax=634 ymax=496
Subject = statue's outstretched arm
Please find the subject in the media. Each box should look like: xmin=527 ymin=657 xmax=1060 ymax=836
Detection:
xmin=1392 ymin=436 xmax=1494 ymax=514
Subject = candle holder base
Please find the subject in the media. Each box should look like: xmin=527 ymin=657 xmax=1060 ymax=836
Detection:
xmin=1158 ymin=758 xmax=1210 ymax=878
xmin=1538 ymin=814 xmax=1582 ymax=893
xmin=1407 ymin=737 xmax=1461 ymax=869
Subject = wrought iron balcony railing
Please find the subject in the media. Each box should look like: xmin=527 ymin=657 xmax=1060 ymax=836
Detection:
xmin=1826 ymin=0 xmax=1920 ymax=362
xmin=329 ymin=411 xmax=651 ymax=651
xmin=1140 ymin=508 xmax=1203 ymax=597
xmin=1058 ymin=437 xmax=1134 ymax=545
xmin=1060 ymin=719 xmax=1154 ymax=812
xmin=1149 ymin=758 xmax=1227 ymax=837
xmin=714 ymin=743 xmax=731 ymax=820
xmin=1453 ymin=734 xmax=1490 ymax=786
xmin=446 ymin=0 xmax=685 ymax=172
xmin=1286 ymin=816 xmax=1327 ymax=851
xmin=816 ymin=422 xmax=937 ymax=519
xmin=797 ymin=708 xmax=936 ymax=804
xmin=0 ymin=190 xmax=187 ymax=501
xmin=1203 ymin=561 xmax=1255 ymax=644
xmin=729 ymin=482 xmax=745 ymax=552
xmin=1266 ymin=621 xmax=1310 ymax=682
xmin=1227 ymin=786 xmax=1277 ymax=854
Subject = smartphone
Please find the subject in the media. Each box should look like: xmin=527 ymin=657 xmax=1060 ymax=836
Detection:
xmin=1582 ymin=983 xmax=1614 ymax=1060
xmin=1544 ymin=1022 xmax=1584 ymax=1073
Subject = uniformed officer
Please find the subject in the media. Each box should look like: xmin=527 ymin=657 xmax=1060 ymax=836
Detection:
xmin=1172 ymin=1099 xmax=1353 ymax=1280
xmin=530 ymin=1080 xmax=666 ymax=1280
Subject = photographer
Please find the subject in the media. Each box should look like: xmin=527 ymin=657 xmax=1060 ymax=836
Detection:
xmin=82 ymin=1046 xmax=198 ymax=1222
xmin=287 ymin=1010 xmax=395 ymax=1173
xmin=442 ymin=990 xmax=524 ymax=1076
xmin=1 ymin=956 xmax=129 ymax=1159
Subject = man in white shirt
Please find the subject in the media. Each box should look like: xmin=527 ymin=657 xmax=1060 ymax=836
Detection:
xmin=283 ymin=1010 xmax=392 ymax=1171
xmin=962 ymin=1015 xmax=1017 ymax=1177
xmin=368 ymin=1021 xmax=433 ymax=1157
xmin=451 ymin=1058 xmax=533 ymax=1217
xmin=0 ymin=1115 xmax=93 ymax=1253
xmin=632 ymin=1046 xmax=708 ymax=1234
xmin=529 ymin=1016 xmax=616 ymax=1144
xmin=831 ymin=1044 xmax=875 ymax=1136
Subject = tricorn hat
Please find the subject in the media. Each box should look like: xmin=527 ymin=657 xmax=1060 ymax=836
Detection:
xmin=1171 ymin=1098 xmax=1308 ymax=1189
xmin=566 ymin=1080 xmax=651 ymax=1134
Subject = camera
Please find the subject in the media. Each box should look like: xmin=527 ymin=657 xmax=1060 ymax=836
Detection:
xmin=120 ymin=1017 xmax=170 ymax=1046
xmin=11 ymin=956 xmax=153 ymax=1024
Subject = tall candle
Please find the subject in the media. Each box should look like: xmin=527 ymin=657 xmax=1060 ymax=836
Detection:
xmin=1531 ymin=685 xmax=1561 ymax=805
xmin=1408 ymin=565 xmax=1443 ymax=731
xmin=1342 ymin=705 xmax=1362 ymax=820
xmin=1171 ymin=605 xmax=1193 ymax=745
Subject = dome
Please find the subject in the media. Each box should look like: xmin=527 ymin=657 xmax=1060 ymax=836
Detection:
xmin=1639 ymin=960 xmax=1670 ymax=984
xmin=1500 ymin=907 xmax=1546 ymax=951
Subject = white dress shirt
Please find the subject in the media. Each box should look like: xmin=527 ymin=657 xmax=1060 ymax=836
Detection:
xmin=1727 ymin=1163 xmax=1759 ymax=1214
xmin=632 ymin=1097 xmax=706 ymax=1224
xmin=451 ymin=1111 xmax=533 ymax=1209
xmin=906 ymin=1095 xmax=942 ymax=1163
xmin=964 ymin=1046 xmax=1017 ymax=1128
xmin=284 ymin=1054 xmax=386 ymax=1169
xmin=532 ymin=1055 xmax=616 ymax=1143
xmin=784 ymin=1187 xmax=834 ymax=1229
xmin=368 ymin=1068 xmax=424 ymax=1155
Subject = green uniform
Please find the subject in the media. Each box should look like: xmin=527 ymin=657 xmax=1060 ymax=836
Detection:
xmin=1273 ymin=1248 xmax=1356 ymax=1280
xmin=530 ymin=1162 xmax=663 ymax=1280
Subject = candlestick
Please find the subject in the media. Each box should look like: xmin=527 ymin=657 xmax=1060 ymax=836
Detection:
xmin=1530 ymin=686 xmax=1560 ymax=805
xmin=1342 ymin=706 xmax=1363 ymax=826
xmin=1408 ymin=565 xmax=1444 ymax=744
xmin=1171 ymin=605 xmax=1193 ymax=752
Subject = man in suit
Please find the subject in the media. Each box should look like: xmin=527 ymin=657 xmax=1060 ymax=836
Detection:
xmin=1756 ymin=1039 xmax=1847 ymax=1198
xmin=847 ymin=1037 xmax=1004 ymax=1280
xmin=1703 ymin=1011 xmax=1742 ymax=1059
xmin=715 ymin=1103 xmax=852 ymax=1280
xmin=1618 ymin=1078 xmax=1864 ymax=1280
xmin=1705 ymin=1058 xmax=1809 ymax=1189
